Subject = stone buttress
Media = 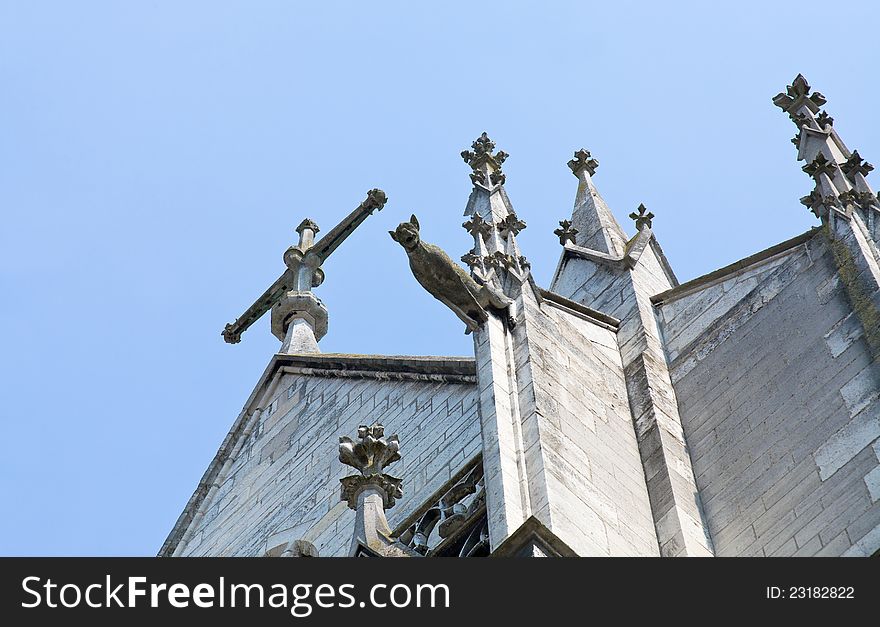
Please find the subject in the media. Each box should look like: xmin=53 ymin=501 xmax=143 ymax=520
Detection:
xmin=460 ymin=135 xmax=660 ymax=556
xmin=550 ymin=150 xmax=714 ymax=556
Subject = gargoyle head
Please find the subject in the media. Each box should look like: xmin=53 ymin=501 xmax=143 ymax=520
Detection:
xmin=389 ymin=215 xmax=421 ymax=252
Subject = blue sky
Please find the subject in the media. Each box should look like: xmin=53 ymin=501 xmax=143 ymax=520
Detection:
xmin=1 ymin=1 xmax=878 ymax=555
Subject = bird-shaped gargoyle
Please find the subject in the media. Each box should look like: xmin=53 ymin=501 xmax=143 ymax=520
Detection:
xmin=390 ymin=215 xmax=513 ymax=333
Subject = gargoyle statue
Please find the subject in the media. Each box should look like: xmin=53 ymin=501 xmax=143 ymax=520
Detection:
xmin=390 ymin=215 xmax=513 ymax=333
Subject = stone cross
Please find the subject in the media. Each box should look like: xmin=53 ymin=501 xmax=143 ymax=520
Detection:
xmin=222 ymin=189 xmax=387 ymax=352
xmin=567 ymin=148 xmax=599 ymax=176
xmin=554 ymin=219 xmax=579 ymax=245
xmin=629 ymin=204 xmax=654 ymax=231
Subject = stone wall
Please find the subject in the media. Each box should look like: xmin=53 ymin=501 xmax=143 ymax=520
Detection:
xmin=521 ymin=296 xmax=660 ymax=556
xmin=658 ymin=232 xmax=880 ymax=556
xmin=167 ymin=356 xmax=480 ymax=557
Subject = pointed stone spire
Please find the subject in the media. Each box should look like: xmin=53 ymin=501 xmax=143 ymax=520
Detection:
xmin=774 ymin=74 xmax=879 ymax=228
xmin=565 ymin=149 xmax=628 ymax=255
xmin=339 ymin=424 xmax=412 ymax=557
xmin=461 ymin=133 xmax=529 ymax=289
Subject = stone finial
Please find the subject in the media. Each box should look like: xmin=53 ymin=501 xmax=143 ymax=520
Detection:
xmin=295 ymin=219 xmax=320 ymax=236
xmin=222 ymin=322 xmax=242 ymax=344
xmin=842 ymin=151 xmax=874 ymax=179
xmin=498 ymin=212 xmax=526 ymax=236
xmin=339 ymin=424 xmax=403 ymax=510
xmin=554 ymin=219 xmax=579 ymax=245
xmin=461 ymin=132 xmax=508 ymax=187
xmin=568 ymin=149 xmax=599 ymax=176
xmin=800 ymin=190 xmax=824 ymax=218
xmin=363 ymin=188 xmax=389 ymax=211
xmin=838 ymin=189 xmax=877 ymax=211
xmin=463 ymin=215 xmax=494 ymax=238
xmin=629 ymin=204 xmax=654 ymax=231
xmin=773 ymin=74 xmax=827 ymax=116
xmin=461 ymin=132 xmax=504 ymax=165
xmin=339 ymin=424 xmax=401 ymax=476
xmin=485 ymin=250 xmax=516 ymax=270
xmin=816 ymin=111 xmax=834 ymax=129
xmin=460 ymin=250 xmax=482 ymax=269
xmin=802 ymin=153 xmax=838 ymax=179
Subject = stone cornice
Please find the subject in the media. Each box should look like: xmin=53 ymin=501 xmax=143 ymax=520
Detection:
xmin=537 ymin=288 xmax=620 ymax=331
xmin=651 ymin=228 xmax=819 ymax=306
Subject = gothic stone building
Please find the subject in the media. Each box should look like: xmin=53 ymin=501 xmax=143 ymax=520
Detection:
xmin=160 ymin=76 xmax=880 ymax=558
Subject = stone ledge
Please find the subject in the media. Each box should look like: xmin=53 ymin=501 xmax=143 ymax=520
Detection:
xmin=275 ymin=353 xmax=476 ymax=377
xmin=537 ymin=288 xmax=620 ymax=330
xmin=651 ymin=228 xmax=820 ymax=306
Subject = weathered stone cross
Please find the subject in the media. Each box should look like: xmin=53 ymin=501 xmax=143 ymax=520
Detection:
xmin=222 ymin=189 xmax=387 ymax=352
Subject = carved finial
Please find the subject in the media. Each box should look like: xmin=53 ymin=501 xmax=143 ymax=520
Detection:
xmin=498 ymin=212 xmax=526 ymax=236
xmin=800 ymin=190 xmax=824 ymax=218
xmin=364 ymin=188 xmax=388 ymax=212
xmin=802 ymin=152 xmax=838 ymax=179
xmin=460 ymin=251 xmax=482 ymax=269
xmin=629 ymin=204 xmax=654 ymax=231
xmin=773 ymin=74 xmax=827 ymax=116
xmin=295 ymin=219 xmax=320 ymax=236
xmin=339 ymin=424 xmax=403 ymax=510
xmin=816 ymin=111 xmax=834 ymax=129
xmin=462 ymin=215 xmax=494 ymax=238
xmin=568 ymin=149 xmax=599 ymax=176
xmin=461 ymin=132 xmax=508 ymax=187
xmin=485 ymin=250 xmax=516 ymax=270
xmin=222 ymin=322 xmax=242 ymax=344
xmin=553 ymin=219 xmax=579 ymax=245
xmin=339 ymin=424 xmax=401 ymax=476
xmin=842 ymin=151 xmax=874 ymax=180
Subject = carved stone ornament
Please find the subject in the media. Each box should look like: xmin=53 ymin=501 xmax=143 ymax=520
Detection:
xmin=400 ymin=462 xmax=487 ymax=556
xmin=339 ymin=424 xmax=403 ymax=510
xmin=461 ymin=132 xmax=498 ymax=166
xmin=800 ymin=189 xmax=825 ymax=218
xmin=339 ymin=424 xmax=401 ymax=476
xmin=498 ymin=212 xmax=527 ymax=236
xmin=485 ymin=250 xmax=516 ymax=270
xmin=554 ymin=219 xmax=579 ymax=245
xmin=221 ymin=189 xmax=386 ymax=346
xmin=773 ymin=74 xmax=827 ymax=115
xmin=390 ymin=215 xmax=513 ymax=333
xmin=462 ymin=215 xmax=494 ymax=238
xmin=802 ymin=153 xmax=838 ymax=179
xmin=629 ymin=204 xmax=655 ymax=231
xmin=460 ymin=250 xmax=482 ymax=269
xmin=842 ymin=151 xmax=874 ymax=179
xmin=461 ymin=132 xmax=508 ymax=187
xmin=816 ymin=111 xmax=834 ymax=129
xmin=567 ymin=148 xmax=599 ymax=176
xmin=295 ymin=218 xmax=320 ymax=236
